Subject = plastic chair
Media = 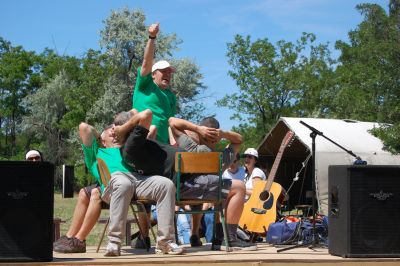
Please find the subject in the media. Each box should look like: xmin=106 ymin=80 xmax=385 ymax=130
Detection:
xmin=96 ymin=158 xmax=156 ymax=252
xmin=174 ymin=152 xmax=229 ymax=251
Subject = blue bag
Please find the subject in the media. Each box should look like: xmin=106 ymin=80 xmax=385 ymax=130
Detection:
xmin=266 ymin=219 xmax=299 ymax=245
xmin=299 ymin=216 xmax=329 ymax=246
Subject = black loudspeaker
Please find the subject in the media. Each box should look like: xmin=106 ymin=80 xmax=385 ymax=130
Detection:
xmin=328 ymin=165 xmax=400 ymax=258
xmin=62 ymin=164 xmax=74 ymax=198
xmin=0 ymin=161 xmax=54 ymax=262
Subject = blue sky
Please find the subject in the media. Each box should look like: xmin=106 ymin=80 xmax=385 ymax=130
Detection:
xmin=1 ymin=0 xmax=389 ymax=129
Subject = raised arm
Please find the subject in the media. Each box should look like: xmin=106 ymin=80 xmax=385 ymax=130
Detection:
xmin=169 ymin=117 xmax=218 ymax=141
xmin=140 ymin=23 xmax=159 ymax=76
xmin=114 ymin=109 xmax=153 ymax=143
xmin=79 ymin=122 xmax=99 ymax=147
xmin=219 ymin=129 xmax=243 ymax=156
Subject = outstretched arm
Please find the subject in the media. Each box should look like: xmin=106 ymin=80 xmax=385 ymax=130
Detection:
xmin=114 ymin=109 xmax=153 ymax=144
xmin=140 ymin=23 xmax=159 ymax=77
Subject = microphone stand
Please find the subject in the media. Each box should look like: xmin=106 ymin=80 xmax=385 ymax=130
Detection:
xmin=278 ymin=120 xmax=366 ymax=253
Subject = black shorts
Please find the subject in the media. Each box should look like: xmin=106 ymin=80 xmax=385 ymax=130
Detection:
xmin=82 ymin=184 xmax=108 ymax=209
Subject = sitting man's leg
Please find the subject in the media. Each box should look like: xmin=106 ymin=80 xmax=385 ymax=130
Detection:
xmin=54 ymin=185 xmax=101 ymax=253
xmin=105 ymin=172 xmax=135 ymax=256
xmin=135 ymin=174 xmax=183 ymax=255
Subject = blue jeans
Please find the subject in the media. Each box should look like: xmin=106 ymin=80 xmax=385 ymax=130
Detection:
xmin=201 ymin=211 xmax=214 ymax=242
xmin=152 ymin=206 xmax=192 ymax=244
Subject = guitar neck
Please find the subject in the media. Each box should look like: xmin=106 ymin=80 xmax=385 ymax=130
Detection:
xmin=265 ymin=152 xmax=283 ymax=191
xmin=264 ymin=131 xmax=294 ymax=191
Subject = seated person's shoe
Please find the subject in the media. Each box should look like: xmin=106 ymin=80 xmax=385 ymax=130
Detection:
xmin=104 ymin=241 xmax=121 ymax=257
xmin=53 ymin=235 xmax=70 ymax=249
xmin=221 ymin=238 xmax=257 ymax=251
xmin=155 ymin=240 xmax=184 ymax=255
xmin=132 ymin=236 xmax=151 ymax=249
xmin=53 ymin=237 xmax=86 ymax=253
xmin=190 ymin=235 xmax=202 ymax=247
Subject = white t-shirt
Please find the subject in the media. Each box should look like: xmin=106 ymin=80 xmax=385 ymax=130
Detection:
xmin=244 ymin=167 xmax=266 ymax=190
xmin=222 ymin=166 xmax=246 ymax=181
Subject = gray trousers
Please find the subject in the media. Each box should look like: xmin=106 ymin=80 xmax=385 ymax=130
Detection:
xmin=103 ymin=171 xmax=176 ymax=244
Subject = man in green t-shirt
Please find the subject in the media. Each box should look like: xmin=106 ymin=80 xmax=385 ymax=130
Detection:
xmin=132 ymin=22 xmax=176 ymax=144
xmin=79 ymin=121 xmax=183 ymax=256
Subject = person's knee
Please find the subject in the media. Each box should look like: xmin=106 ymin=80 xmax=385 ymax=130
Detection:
xmin=159 ymin=178 xmax=175 ymax=193
xmin=78 ymin=188 xmax=90 ymax=205
xmin=90 ymin=188 xmax=102 ymax=202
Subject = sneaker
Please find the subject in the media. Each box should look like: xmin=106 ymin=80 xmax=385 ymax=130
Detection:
xmin=190 ymin=235 xmax=202 ymax=247
xmin=221 ymin=238 xmax=257 ymax=251
xmin=104 ymin=241 xmax=121 ymax=257
xmin=53 ymin=235 xmax=70 ymax=249
xmin=132 ymin=236 xmax=151 ymax=249
xmin=53 ymin=237 xmax=86 ymax=253
xmin=155 ymin=240 xmax=184 ymax=255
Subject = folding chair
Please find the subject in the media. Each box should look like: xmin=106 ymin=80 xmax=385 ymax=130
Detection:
xmin=174 ymin=152 xmax=229 ymax=251
xmin=95 ymin=158 xmax=156 ymax=252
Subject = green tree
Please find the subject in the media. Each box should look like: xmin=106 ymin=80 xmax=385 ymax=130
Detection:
xmin=217 ymin=33 xmax=334 ymax=147
xmin=0 ymin=38 xmax=40 ymax=156
xmin=334 ymin=0 xmax=400 ymax=152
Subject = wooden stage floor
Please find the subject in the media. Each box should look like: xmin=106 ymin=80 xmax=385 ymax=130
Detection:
xmin=4 ymin=243 xmax=400 ymax=266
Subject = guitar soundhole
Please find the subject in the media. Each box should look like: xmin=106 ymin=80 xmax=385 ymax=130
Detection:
xmin=259 ymin=191 xmax=270 ymax=201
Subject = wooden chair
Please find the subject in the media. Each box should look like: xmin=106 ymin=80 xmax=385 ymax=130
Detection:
xmin=174 ymin=152 xmax=229 ymax=251
xmin=96 ymin=158 xmax=156 ymax=252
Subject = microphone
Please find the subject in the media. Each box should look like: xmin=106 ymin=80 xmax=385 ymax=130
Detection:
xmin=354 ymin=156 xmax=367 ymax=165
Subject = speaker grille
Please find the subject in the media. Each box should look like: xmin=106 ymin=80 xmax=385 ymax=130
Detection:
xmin=0 ymin=161 xmax=54 ymax=262
xmin=349 ymin=168 xmax=400 ymax=255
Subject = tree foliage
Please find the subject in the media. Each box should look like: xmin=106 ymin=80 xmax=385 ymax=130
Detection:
xmin=218 ymin=33 xmax=334 ymax=147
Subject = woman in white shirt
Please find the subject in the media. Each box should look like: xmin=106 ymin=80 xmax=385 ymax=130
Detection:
xmin=243 ymin=148 xmax=266 ymax=198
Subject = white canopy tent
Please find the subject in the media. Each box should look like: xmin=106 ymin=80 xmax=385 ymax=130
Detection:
xmin=257 ymin=117 xmax=400 ymax=215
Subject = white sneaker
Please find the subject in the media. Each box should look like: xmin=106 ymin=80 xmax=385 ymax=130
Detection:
xmin=104 ymin=241 xmax=121 ymax=257
xmin=155 ymin=240 xmax=184 ymax=255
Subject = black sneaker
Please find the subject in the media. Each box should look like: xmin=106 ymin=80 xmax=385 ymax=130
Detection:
xmin=132 ymin=236 xmax=151 ymax=249
xmin=221 ymin=238 xmax=257 ymax=251
xmin=53 ymin=235 xmax=70 ymax=249
xmin=53 ymin=237 xmax=86 ymax=253
xmin=190 ymin=235 xmax=202 ymax=247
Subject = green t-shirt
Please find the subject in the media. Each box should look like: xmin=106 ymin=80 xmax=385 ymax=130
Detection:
xmin=82 ymin=139 xmax=134 ymax=191
xmin=132 ymin=67 xmax=177 ymax=144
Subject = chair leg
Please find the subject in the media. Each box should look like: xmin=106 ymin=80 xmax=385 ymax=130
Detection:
xmin=96 ymin=218 xmax=109 ymax=253
xmin=136 ymin=202 xmax=157 ymax=243
xmin=130 ymin=204 xmax=149 ymax=251
xmin=218 ymin=204 xmax=230 ymax=252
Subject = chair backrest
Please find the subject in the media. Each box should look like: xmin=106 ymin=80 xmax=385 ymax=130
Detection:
xmin=97 ymin=158 xmax=111 ymax=187
xmin=175 ymin=152 xmax=223 ymax=202
xmin=174 ymin=152 xmax=222 ymax=174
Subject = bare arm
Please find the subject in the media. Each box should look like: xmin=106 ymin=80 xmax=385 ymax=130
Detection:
xmin=169 ymin=117 xmax=218 ymax=141
xmin=114 ymin=109 xmax=153 ymax=144
xmin=79 ymin=122 xmax=99 ymax=147
xmin=219 ymin=129 xmax=243 ymax=155
xmin=140 ymin=23 xmax=159 ymax=76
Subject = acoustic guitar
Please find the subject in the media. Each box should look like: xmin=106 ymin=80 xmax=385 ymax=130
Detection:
xmin=239 ymin=131 xmax=295 ymax=234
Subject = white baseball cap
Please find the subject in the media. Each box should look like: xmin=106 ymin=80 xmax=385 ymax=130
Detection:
xmin=151 ymin=60 xmax=175 ymax=73
xmin=25 ymin=150 xmax=41 ymax=160
xmin=243 ymin=148 xmax=258 ymax=158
